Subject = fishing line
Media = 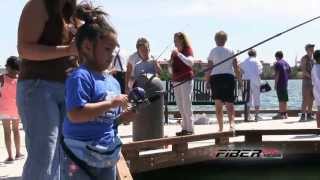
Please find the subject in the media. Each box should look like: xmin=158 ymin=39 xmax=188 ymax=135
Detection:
xmin=173 ymin=16 xmax=320 ymax=88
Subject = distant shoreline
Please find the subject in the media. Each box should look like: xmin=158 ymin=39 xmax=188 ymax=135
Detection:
xmin=262 ymin=78 xmax=303 ymax=80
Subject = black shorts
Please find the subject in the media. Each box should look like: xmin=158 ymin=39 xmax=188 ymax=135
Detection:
xmin=210 ymin=74 xmax=235 ymax=103
xmin=276 ymin=88 xmax=288 ymax=102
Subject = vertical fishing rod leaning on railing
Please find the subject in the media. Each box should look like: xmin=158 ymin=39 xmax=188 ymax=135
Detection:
xmin=172 ymin=16 xmax=320 ymax=88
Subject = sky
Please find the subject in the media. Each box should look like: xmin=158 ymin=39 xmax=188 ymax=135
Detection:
xmin=1 ymin=0 xmax=320 ymax=68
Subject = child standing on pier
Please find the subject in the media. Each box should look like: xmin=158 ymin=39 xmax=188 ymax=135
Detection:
xmin=62 ymin=4 xmax=135 ymax=180
xmin=312 ymin=50 xmax=320 ymax=128
xmin=0 ymin=56 xmax=24 ymax=163
xmin=273 ymin=51 xmax=291 ymax=120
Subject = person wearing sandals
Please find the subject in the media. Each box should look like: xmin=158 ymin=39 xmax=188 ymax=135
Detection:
xmin=0 ymin=56 xmax=24 ymax=163
xmin=240 ymin=49 xmax=263 ymax=121
xmin=273 ymin=51 xmax=291 ymax=119
xmin=206 ymin=31 xmax=241 ymax=132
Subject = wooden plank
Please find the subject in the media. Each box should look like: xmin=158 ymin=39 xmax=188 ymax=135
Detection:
xmin=122 ymin=131 xmax=235 ymax=151
xmin=128 ymin=145 xmax=223 ymax=173
xmin=117 ymin=153 xmax=133 ymax=180
xmin=236 ymin=129 xmax=320 ymax=136
xmin=172 ymin=143 xmax=188 ymax=153
xmin=165 ymin=109 xmax=303 ymax=116
xmin=244 ymin=133 xmax=262 ymax=144
xmin=123 ymin=129 xmax=320 ymax=152
xmin=233 ymin=141 xmax=320 ymax=156
xmin=127 ymin=141 xmax=320 ymax=173
xmin=215 ymin=137 xmax=230 ymax=145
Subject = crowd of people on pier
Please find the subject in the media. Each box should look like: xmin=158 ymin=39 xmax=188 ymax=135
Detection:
xmin=0 ymin=0 xmax=320 ymax=179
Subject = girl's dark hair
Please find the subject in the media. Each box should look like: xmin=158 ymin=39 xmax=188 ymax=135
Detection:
xmin=314 ymin=50 xmax=320 ymax=63
xmin=75 ymin=2 xmax=117 ymax=50
xmin=6 ymin=56 xmax=20 ymax=71
xmin=248 ymin=49 xmax=257 ymax=57
xmin=275 ymin=51 xmax=283 ymax=59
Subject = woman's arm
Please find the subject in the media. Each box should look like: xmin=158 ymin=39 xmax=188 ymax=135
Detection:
xmin=68 ymin=95 xmax=128 ymax=123
xmin=274 ymin=69 xmax=279 ymax=89
xmin=17 ymin=0 xmax=77 ymax=60
xmin=300 ymin=57 xmax=311 ymax=79
xmin=233 ymin=58 xmax=241 ymax=80
xmin=177 ymin=52 xmax=194 ymax=67
xmin=206 ymin=60 xmax=213 ymax=81
xmin=154 ymin=60 xmax=162 ymax=75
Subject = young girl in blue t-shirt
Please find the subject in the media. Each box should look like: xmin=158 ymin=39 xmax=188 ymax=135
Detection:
xmin=62 ymin=3 xmax=135 ymax=180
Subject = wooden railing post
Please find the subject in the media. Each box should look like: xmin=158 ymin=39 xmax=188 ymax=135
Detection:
xmin=117 ymin=153 xmax=133 ymax=180
xmin=244 ymin=80 xmax=250 ymax=122
xmin=215 ymin=137 xmax=230 ymax=145
xmin=244 ymin=133 xmax=262 ymax=144
xmin=172 ymin=143 xmax=188 ymax=153
xmin=164 ymin=81 xmax=169 ymax=124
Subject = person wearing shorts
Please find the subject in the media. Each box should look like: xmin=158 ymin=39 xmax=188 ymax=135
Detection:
xmin=273 ymin=51 xmax=291 ymax=119
xmin=206 ymin=31 xmax=240 ymax=132
xmin=300 ymin=44 xmax=315 ymax=121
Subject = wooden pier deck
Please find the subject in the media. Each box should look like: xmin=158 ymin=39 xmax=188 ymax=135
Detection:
xmin=118 ymin=116 xmax=320 ymax=177
xmin=1 ymin=116 xmax=320 ymax=179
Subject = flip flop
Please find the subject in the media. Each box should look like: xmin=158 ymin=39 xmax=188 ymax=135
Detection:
xmin=15 ymin=154 xmax=25 ymax=160
xmin=4 ymin=157 xmax=14 ymax=164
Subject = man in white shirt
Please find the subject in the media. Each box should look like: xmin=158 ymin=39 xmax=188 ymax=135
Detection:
xmin=240 ymin=49 xmax=263 ymax=121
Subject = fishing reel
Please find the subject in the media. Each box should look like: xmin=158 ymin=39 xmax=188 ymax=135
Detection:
xmin=128 ymin=87 xmax=150 ymax=112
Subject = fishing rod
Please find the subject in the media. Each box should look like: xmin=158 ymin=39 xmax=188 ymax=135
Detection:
xmin=173 ymin=16 xmax=320 ymax=88
xmin=153 ymin=24 xmax=191 ymax=61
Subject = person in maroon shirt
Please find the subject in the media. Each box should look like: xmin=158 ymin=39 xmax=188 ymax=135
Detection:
xmin=170 ymin=32 xmax=195 ymax=136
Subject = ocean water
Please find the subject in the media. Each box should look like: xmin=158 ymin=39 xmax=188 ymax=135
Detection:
xmin=260 ymin=79 xmax=302 ymax=110
xmin=167 ymin=79 xmax=307 ymax=111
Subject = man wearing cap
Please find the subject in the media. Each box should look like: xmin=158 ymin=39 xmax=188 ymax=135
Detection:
xmin=299 ymin=44 xmax=315 ymax=121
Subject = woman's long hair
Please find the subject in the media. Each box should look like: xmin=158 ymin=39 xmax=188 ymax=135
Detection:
xmin=174 ymin=32 xmax=192 ymax=50
xmin=44 ymin=0 xmax=77 ymax=22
